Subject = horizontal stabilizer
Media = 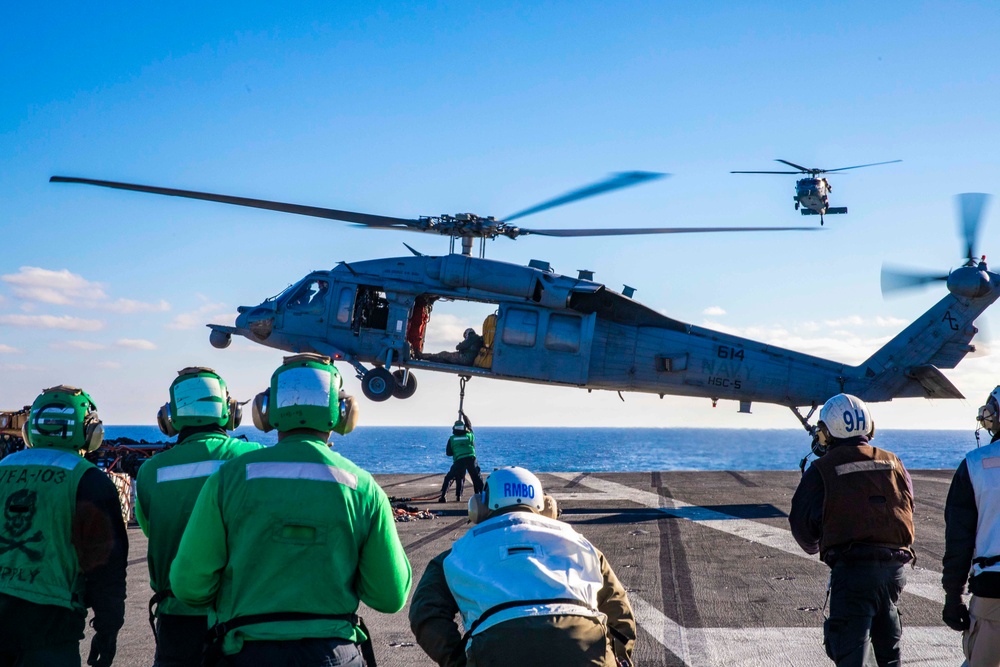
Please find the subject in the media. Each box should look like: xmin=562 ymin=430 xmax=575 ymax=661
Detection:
xmin=904 ymin=364 xmax=964 ymax=399
xmin=800 ymin=208 xmax=848 ymax=216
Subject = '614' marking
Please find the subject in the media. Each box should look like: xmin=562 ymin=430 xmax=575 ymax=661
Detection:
xmin=717 ymin=346 xmax=745 ymax=361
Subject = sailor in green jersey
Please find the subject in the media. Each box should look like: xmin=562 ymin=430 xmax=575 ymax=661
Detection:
xmin=0 ymin=386 xmax=126 ymax=667
xmin=136 ymin=367 xmax=264 ymax=667
xmin=170 ymin=353 xmax=412 ymax=666
xmin=438 ymin=415 xmax=483 ymax=503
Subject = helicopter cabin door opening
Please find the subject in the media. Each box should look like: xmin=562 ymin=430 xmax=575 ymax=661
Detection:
xmin=491 ymin=304 xmax=596 ymax=385
xmin=277 ymin=275 xmax=332 ymax=337
xmin=414 ymin=297 xmax=498 ymax=369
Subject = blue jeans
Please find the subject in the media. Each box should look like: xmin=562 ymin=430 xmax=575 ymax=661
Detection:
xmin=824 ymin=560 xmax=907 ymax=667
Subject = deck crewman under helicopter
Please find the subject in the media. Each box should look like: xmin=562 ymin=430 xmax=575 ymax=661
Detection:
xmin=0 ymin=386 xmax=126 ymax=667
xmin=790 ymin=393 xmax=915 ymax=667
xmin=136 ymin=367 xmax=264 ymax=667
xmin=169 ymin=353 xmax=411 ymax=667
xmin=411 ymin=466 xmax=636 ymax=666
xmin=438 ymin=412 xmax=484 ymax=504
xmin=942 ymin=386 xmax=1000 ymax=666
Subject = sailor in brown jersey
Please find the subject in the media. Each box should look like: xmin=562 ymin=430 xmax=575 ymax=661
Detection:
xmin=790 ymin=394 xmax=915 ymax=667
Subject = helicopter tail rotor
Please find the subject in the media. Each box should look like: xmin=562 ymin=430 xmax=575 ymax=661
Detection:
xmin=880 ymin=193 xmax=993 ymax=298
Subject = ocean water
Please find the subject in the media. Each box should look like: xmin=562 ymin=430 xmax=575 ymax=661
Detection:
xmin=104 ymin=426 xmax=984 ymax=474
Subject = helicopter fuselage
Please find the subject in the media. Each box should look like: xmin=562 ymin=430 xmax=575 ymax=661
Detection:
xmin=208 ymin=254 xmax=998 ymax=412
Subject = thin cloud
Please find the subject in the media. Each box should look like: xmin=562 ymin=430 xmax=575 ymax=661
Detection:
xmin=0 ymin=314 xmax=103 ymax=331
xmin=168 ymin=302 xmax=229 ymax=330
xmin=0 ymin=344 xmax=19 ymax=353
xmin=117 ymin=338 xmax=157 ymax=350
xmin=51 ymin=340 xmax=107 ymax=351
xmin=703 ymin=306 xmax=726 ymax=316
xmin=1 ymin=266 xmax=169 ymax=313
xmin=96 ymin=361 xmax=122 ymax=369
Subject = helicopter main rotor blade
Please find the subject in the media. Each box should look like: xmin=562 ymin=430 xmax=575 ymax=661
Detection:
xmin=517 ymin=226 xmax=819 ymax=237
xmin=730 ymin=170 xmax=803 ymax=175
xmin=502 ymin=171 xmax=666 ymax=223
xmin=880 ymin=265 xmax=949 ymax=297
xmin=823 ymin=159 xmax=902 ymax=173
xmin=49 ymin=176 xmax=418 ymax=228
xmin=775 ymin=159 xmax=815 ymax=173
xmin=958 ymin=192 xmax=990 ymax=261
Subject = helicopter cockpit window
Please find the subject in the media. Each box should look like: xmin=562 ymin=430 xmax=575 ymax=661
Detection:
xmin=353 ymin=286 xmax=390 ymax=331
xmin=501 ymin=308 xmax=538 ymax=347
xmin=335 ymin=288 xmax=354 ymax=324
xmin=285 ymin=279 xmax=329 ymax=313
xmin=545 ymin=314 xmax=581 ymax=353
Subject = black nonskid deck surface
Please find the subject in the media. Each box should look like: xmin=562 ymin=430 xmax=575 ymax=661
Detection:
xmin=97 ymin=471 xmax=962 ymax=666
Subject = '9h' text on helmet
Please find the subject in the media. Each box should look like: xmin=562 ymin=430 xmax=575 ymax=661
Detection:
xmin=22 ymin=385 xmax=104 ymax=453
xmin=818 ymin=393 xmax=875 ymax=441
xmin=468 ymin=466 xmax=545 ymax=524
xmin=978 ymin=386 xmax=1000 ymax=436
xmin=157 ymin=367 xmax=240 ymax=437
xmin=252 ymin=353 xmax=358 ymax=436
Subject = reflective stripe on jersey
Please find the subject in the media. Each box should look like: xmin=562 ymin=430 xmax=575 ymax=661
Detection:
xmin=157 ymin=460 xmax=226 ymax=483
xmin=245 ymin=462 xmax=358 ymax=489
xmin=0 ymin=449 xmax=81 ymax=470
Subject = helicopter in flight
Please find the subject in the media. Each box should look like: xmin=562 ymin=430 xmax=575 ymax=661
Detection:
xmin=50 ymin=174 xmax=996 ymax=430
xmin=731 ymin=159 xmax=902 ymax=224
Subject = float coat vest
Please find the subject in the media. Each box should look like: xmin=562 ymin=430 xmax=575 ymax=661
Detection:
xmin=443 ymin=511 xmax=605 ymax=640
xmin=965 ymin=441 xmax=1000 ymax=578
xmin=449 ymin=433 xmax=475 ymax=462
xmin=814 ymin=444 xmax=914 ymax=561
xmin=136 ymin=432 xmax=263 ymax=616
xmin=0 ymin=448 xmax=93 ymax=611
xmin=169 ymin=434 xmax=412 ymax=655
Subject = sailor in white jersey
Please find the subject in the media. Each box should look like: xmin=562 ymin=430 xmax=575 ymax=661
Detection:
xmin=409 ymin=466 xmax=635 ymax=666
xmin=944 ymin=386 xmax=1000 ymax=666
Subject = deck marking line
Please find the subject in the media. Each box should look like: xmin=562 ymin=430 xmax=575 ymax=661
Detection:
xmin=552 ymin=473 xmax=947 ymax=604
xmin=629 ymin=592 xmax=963 ymax=665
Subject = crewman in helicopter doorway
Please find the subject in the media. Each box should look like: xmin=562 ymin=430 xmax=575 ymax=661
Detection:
xmin=410 ymin=466 xmax=636 ymax=666
xmin=438 ymin=413 xmax=483 ymax=503
xmin=790 ymin=393 xmax=915 ymax=667
xmin=942 ymin=386 xmax=1000 ymax=666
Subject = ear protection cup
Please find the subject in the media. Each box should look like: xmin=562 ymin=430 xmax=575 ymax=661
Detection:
xmin=227 ymin=398 xmax=242 ymax=430
xmin=979 ymin=398 xmax=999 ymax=435
xmin=252 ymin=390 xmax=272 ymax=432
xmin=82 ymin=410 xmax=104 ymax=453
xmin=332 ymin=394 xmax=359 ymax=436
xmin=540 ymin=494 xmax=559 ymax=519
xmin=157 ymin=403 xmax=178 ymax=437
xmin=811 ymin=422 xmax=831 ymax=458
xmin=468 ymin=493 xmax=489 ymax=524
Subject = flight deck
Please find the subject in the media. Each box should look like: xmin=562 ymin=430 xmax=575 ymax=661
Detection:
xmin=99 ymin=471 xmax=963 ymax=666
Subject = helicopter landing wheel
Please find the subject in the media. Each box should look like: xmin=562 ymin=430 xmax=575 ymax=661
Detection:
xmin=362 ymin=367 xmax=395 ymax=402
xmin=392 ymin=369 xmax=418 ymax=399
xmin=795 ymin=202 xmax=799 ymax=210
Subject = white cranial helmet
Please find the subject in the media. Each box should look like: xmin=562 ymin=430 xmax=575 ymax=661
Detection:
xmin=484 ymin=466 xmax=544 ymax=513
xmin=819 ymin=393 xmax=875 ymax=440
xmin=978 ymin=386 xmax=1000 ymax=436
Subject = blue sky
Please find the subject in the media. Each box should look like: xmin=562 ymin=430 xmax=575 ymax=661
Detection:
xmin=3 ymin=2 xmax=1000 ymax=429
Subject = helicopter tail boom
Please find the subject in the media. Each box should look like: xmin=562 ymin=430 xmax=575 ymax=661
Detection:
xmin=850 ymin=280 xmax=999 ymax=402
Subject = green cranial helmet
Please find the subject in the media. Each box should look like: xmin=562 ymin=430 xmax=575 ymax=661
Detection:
xmin=24 ymin=385 xmax=104 ymax=452
xmin=164 ymin=367 xmax=233 ymax=432
xmin=266 ymin=353 xmax=344 ymax=433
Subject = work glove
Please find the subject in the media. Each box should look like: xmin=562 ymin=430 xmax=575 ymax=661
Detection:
xmin=942 ymin=593 xmax=971 ymax=632
xmin=87 ymin=629 xmax=118 ymax=667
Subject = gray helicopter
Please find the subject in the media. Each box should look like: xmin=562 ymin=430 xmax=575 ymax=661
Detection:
xmin=50 ymin=175 xmax=995 ymax=430
xmin=732 ymin=159 xmax=902 ymax=224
